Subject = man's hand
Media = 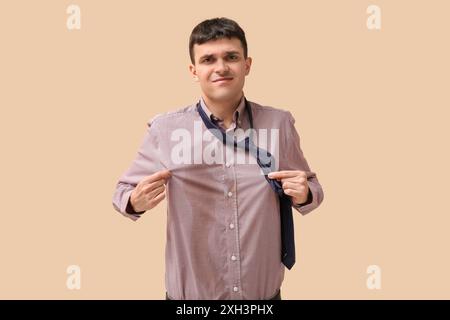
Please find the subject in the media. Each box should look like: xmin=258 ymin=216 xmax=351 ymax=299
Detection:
xmin=268 ymin=170 xmax=309 ymax=205
xmin=130 ymin=170 xmax=172 ymax=213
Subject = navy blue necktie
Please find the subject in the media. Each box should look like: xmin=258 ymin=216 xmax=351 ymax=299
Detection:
xmin=196 ymin=98 xmax=296 ymax=269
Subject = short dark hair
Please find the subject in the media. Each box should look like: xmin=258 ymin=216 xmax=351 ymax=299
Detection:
xmin=189 ymin=17 xmax=248 ymax=64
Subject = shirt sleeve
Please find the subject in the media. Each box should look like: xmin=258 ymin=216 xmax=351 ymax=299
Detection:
xmin=280 ymin=111 xmax=324 ymax=215
xmin=112 ymin=116 xmax=165 ymax=221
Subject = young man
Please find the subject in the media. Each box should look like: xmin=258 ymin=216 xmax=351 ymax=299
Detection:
xmin=112 ymin=17 xmax=324 ymax=300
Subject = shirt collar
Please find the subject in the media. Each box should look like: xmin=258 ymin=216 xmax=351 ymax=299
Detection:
xmin=199 ymin=94 xmax=246 ymax=130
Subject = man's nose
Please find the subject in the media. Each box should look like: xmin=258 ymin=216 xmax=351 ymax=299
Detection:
xmin=215 ymin=59 xmax=230 ymax=73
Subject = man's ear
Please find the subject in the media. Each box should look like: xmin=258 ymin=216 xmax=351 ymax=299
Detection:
xmin=189 ymin=64 xmax=199 ymax=81
xmin=245 ymin=57 xmax=252 ymax=76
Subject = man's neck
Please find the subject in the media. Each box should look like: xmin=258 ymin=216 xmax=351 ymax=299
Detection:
xmin=202 ymin=92 xmax=244 ymax=128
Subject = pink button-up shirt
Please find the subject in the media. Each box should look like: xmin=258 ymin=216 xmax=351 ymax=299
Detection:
xmin=112 ymin=95 xmax=324 ymax=300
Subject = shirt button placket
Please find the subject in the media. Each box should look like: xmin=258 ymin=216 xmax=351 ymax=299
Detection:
xmin=223 ymin=146 xmax=241 ymax=299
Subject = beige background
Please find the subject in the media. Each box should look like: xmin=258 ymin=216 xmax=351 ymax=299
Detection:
xmin=1 ymin=0 xmax=449 ymax=299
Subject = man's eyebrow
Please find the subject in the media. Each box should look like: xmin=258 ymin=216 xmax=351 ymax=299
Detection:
xmin=199 ymin=51 xmax=241 ymax=60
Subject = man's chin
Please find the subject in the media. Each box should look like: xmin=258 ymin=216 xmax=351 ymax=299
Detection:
xmin=208 ymin=89 xmax=242 ymax=102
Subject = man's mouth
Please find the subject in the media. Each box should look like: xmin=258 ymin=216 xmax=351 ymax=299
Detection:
xmin=212 ymin=77 xmax=233 ymax=83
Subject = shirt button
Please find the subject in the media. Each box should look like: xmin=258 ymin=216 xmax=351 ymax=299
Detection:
xmin=227 ymin=191 xmax=233 ymax=197
xmin=233 ymin=286 xmax=239 ymax=292
xmin=231 ymin=255 xmax=237 ymax=261
xmin=229 ymin=223 xmax=235 ymax=229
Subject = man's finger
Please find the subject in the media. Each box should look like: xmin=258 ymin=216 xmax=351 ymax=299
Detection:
xmin=268 ymin=170 xmax=303 ymax=180
xmin=150 ymin=190 xmax=166 ymax=207
xmin=281 ymin=176 xmax=307 ymax=184
xmin=143 ymin=179 xmax=166 ymax=193
xmin=281 ymin=181 xmax=298 ymax=190
xmin=148 ymin=185 xmax=165 ymax=199
xmin=142 ymin=170 xmax=172 ymax=184
xmin=284 ymin=188 xmax=301 ymax=198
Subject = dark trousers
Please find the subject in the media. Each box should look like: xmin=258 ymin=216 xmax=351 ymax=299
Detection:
xmin=166 ymin=289 xmax=281 ymax=300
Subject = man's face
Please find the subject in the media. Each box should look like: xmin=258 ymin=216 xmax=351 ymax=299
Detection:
xmin=189 ymin=37 xmax=252 ymax=103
